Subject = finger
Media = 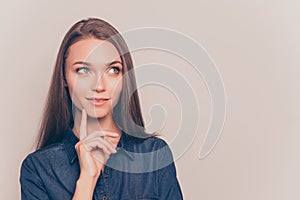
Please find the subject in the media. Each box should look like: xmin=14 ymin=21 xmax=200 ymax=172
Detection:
xmin=82 ymin=130 xmax=119 ymax=141
xmin=83 ymin=137 xmax=117 ymax=153
xmin=91 ymin=151 xmax=109 ymax=164
xmin=84 ymin=140 xmax=113 ymax=155
xmin=82 ymin=131 xmax=119 ymax=143
xmin=83 ymin=134 xmax=115 ymax=150
xmin=84 ymin=137 xmax=116 ymax=154
xmin=79 ymin=109 xmax=87 ymax=140
xmin=75 ymin=140 xmax=89 ymax=152
xmin=101 ymin=130 xmax=120 ymax=138
xmin=93 ymin=151 xmax=110 ymax=162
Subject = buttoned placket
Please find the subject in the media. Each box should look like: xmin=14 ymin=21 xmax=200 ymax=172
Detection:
xmin=92 ymin=165 xmax=111 ymax=200
xmin=102 ymin=165 xmax=110 ymax=199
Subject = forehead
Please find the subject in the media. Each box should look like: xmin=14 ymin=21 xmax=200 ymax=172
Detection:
xmin=66 ymin=38 xmax=121 ymax=66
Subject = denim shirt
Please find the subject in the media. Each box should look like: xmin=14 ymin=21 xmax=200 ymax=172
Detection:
xmin=20 ymin=126 xmax=183 ymax=200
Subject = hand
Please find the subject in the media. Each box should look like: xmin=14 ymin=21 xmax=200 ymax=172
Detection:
xmin=74 ymin=109 xmax=118 ymax=178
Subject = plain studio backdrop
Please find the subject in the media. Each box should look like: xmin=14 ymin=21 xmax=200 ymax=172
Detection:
xmin=0 ymin=0 xmax=299 ymax=199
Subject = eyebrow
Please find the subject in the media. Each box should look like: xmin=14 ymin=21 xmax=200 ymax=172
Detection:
xmin=72 ymin=60 xmax=123 ymax=67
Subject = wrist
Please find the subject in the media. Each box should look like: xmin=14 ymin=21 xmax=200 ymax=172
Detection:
xmin=73 ymin=174 xmax=98 ymax=200
xmin=78 ymin=172 xmax=99 ymax=185
xmin=80 ymin=169 xmax=101 ymax=179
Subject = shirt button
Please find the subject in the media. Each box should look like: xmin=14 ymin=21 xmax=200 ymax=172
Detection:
xmin=105 ymin=169 xmax=110 ymax=175
xmin=102 ymin=195 xmax=107 ymax=200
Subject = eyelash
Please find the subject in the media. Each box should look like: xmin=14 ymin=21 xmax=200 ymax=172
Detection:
xmin=108 ymin=66 xmax=121 ymax=74
xmin=75 ymin=66 xmax=89 ymax=74
xmin=75 ymin=66 xmax=121 ymax=75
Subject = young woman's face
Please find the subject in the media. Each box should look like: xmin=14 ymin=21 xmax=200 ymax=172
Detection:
xmin=64 ymin=38 xmax=123 ymax=119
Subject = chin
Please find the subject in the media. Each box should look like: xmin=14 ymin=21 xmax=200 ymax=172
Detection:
xmin=87 ymin=109 xmax=109 ymax=119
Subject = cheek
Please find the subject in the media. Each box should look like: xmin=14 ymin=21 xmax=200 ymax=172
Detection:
xmin=109 ymin=78 xmax=123 ymax=104
xmin=67 ymin=79 xmax=90 ymax=102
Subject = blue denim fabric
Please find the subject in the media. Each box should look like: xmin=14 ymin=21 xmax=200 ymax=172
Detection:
xmin=20 ymin=126 xmax=183 ymax=200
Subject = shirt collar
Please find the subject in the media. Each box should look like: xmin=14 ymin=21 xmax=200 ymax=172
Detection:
xmin=62 ymin=124 xmax=129 ymax=164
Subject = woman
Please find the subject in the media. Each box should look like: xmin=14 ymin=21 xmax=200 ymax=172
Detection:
xmin=20 ymin=18 xmax=183 ymax=200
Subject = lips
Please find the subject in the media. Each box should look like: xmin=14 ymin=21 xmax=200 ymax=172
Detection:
xmin=86 ymin=97 xmax=110 ymax=106
xmin=87 ymin=97 xmax=110 ymax=101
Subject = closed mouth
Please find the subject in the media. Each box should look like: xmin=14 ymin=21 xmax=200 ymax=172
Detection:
xmin=86 ymin=97 xmax=110 ymax=106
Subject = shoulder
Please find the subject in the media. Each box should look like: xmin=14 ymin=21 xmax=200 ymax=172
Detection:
xmin=25 ymin=142 xmax=64 ymax=158
xmin=123 ymin=134 xmax=175 ymax=166
xmin=21 ymin=142 xmax=67 ymax=170
xmin=125 ymin=133 xmax=170 ymax=152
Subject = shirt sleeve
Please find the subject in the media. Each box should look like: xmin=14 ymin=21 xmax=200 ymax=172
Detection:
xmin=19 ymin=155 xmax=50 ymax=200
xmin=157 ymin=140 xmax=184 ymax=200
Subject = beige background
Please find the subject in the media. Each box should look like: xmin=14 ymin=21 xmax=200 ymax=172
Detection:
xmin=1 ymin=0 xmax=300 ymax=199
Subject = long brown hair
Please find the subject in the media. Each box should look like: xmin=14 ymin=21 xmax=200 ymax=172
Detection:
xmin=36 ymin=18 xmax=147 ymax=150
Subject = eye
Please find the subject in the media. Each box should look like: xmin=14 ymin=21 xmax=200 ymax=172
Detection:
xmin=108 ymin=66 xmax=121 ymax=75
xmin=76 ymin=66 xmax=89 ymax=74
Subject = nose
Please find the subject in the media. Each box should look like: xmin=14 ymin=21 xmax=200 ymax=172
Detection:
xmin=92 ymin=73 xmax=105 ymax=92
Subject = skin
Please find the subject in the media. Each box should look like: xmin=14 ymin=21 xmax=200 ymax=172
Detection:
xmin=65 ymin=38 xmax=123 ymax=136
xmin=64 ymin=38 xmax=124 ymax=199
